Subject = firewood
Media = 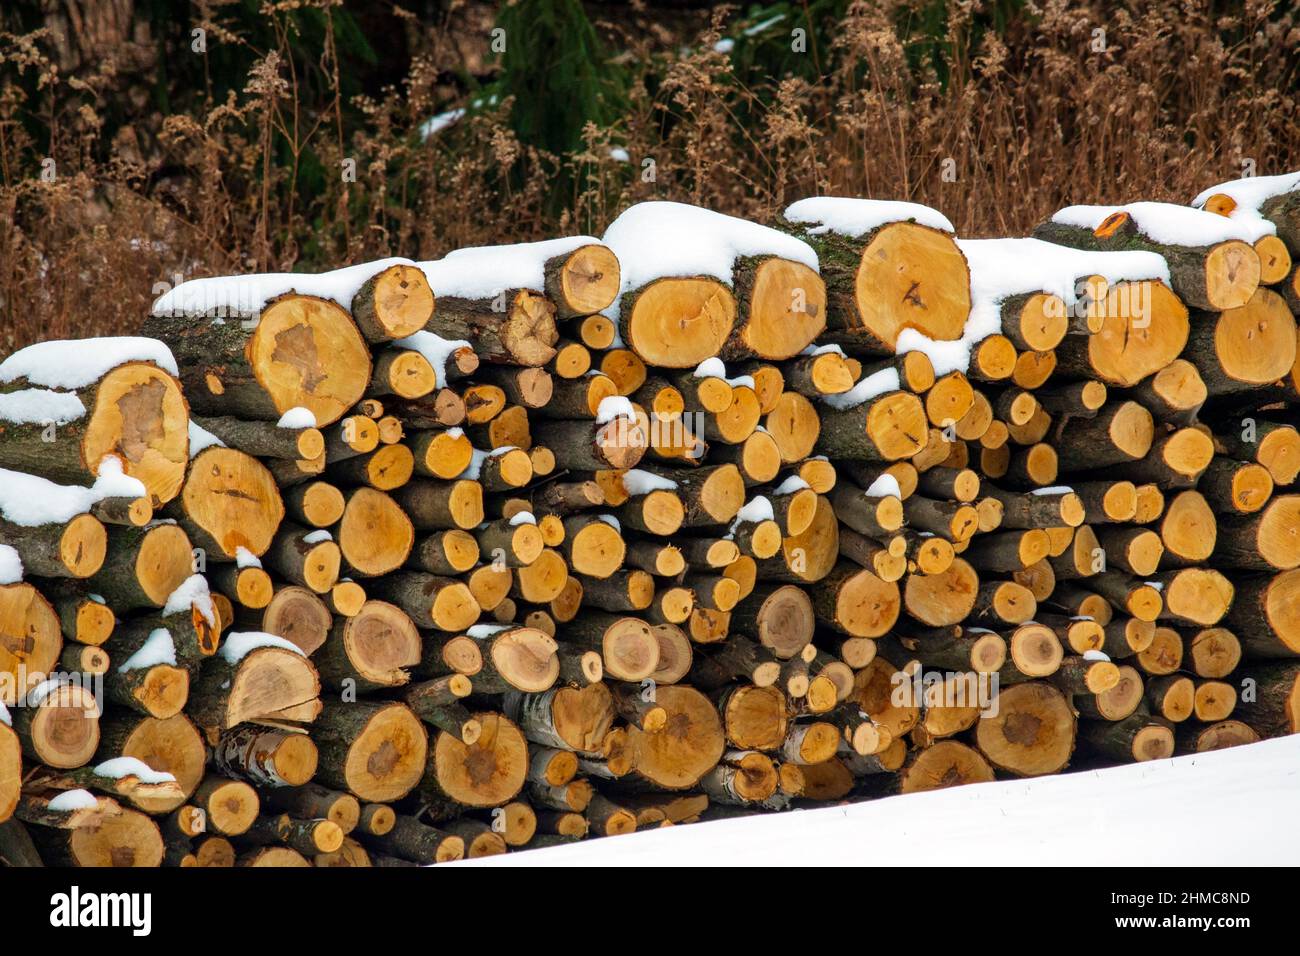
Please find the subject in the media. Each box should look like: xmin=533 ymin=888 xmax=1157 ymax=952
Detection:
xmin=0 ymin=360 xmax=190 ymax=504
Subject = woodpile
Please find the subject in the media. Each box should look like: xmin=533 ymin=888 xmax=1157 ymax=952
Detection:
xmin=2 ymin=177 xmax=1299 ymax=866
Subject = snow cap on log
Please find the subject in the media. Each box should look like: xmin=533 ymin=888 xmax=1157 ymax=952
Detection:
xmin=0 ymin=336 xmax=178 ymax=388
xmin=419 ymin=236 xmax=607 ymax=299
xmin=1051 ymin=201 xmax=1274 ymax=245
xmin=150 ymin=257 xmax=416 ymax=319
xmin=0 ymin=464 xmax=146 ymax=527
xmin=601 ymin=201 xmax=818 ymax=319
xmin=1191 ymin=170 xmax=1300 ymax=232
xmin=783 ymin=197 xmax=955 ymax=236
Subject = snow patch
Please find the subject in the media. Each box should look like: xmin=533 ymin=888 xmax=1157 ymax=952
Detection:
xmin=595 ymin=396 xmax=636 ymax=424
xmin=1051 ymin=201 xmax=1270 ymax=245
xmin=863 ymin=474 xmax=902 ymax=498
xmin=1191 ymin=171 xmax=1300 ymax=237
xmin=0 ymin=337 xmax=178 ymax=387
xmin=163 ymin=574 xmax=217 ymax=627
xmin=118 ymin=628 xmax=177 ymax=672
xmin=219 ymin=631 xmax=306 ymax=664
xmin=0 ymin=699 xmax=10 ymax=726
xmin=0 ymin=388 xmax=86 ymax=425
xmin=303 ymin=529 xmax=333 ymax=544
xmin=622 ymin=470 xmax=678 ymax=495
xmin=820 ymin=368 xmax=899 ymax=410
xmin=94 ymin=756 xmax=176 ymax=784
xmin=48 ymin=789 xmax=98 ymax=812
xmin=152 ymin=258 xmax=413 ymax=317
xmin=235 ymin=547 xmax=262 ymax=570
xmin=1083 ymin=650 xmax=1112 ymax=662
xmin=188 ymin=420 xmax=225 ymax=455
xmin=0 ymin=468 xmax=108 ymax=526
xmin=0 ymin=545 xmax=22 ymax=585
xmin=393 ymin=331 xmax=473 ymax=389
xmin=1031 ymin=485 xmax=1074 ymax=496
xmin=458 ymin=735 xmax=1300 ymax=867
xmin=597 ymin=514 xmax=621 ymax=532
xmin=277 ymin=406 xmax=317 ymax=429
xmin=468 ymin=623 xmax=510 ymax=638
xmin=784 ymin=197 xmax=954 ymax=237
xmin=731 ymin=496 xmax=775 ymax=528
xmin=92 ymin=456 xmax=148 ymax=500
xmin=772 ymin=476 xmax=809 ymax=495
xmin=419 ymin=237 xmax=602 ymax=300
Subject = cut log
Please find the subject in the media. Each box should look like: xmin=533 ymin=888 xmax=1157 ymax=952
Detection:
xmin=313 ymin=701 xmax=428 ymax=802
xmin=975 ymin=681 xmax=1075 ymax=776
xmin=146 ymin=295 xmax=372 ymax=425
xmin=0 ymin=361 xmax=190 ymax=504
xmin=424 ymin=290 xmax=558 ymax=367
xmin=782 ymin=218 xmax=971 ymax=353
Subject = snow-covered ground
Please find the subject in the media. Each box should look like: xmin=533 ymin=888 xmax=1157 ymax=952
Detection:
xmin=460 ymin=735 xmax=1300 ymax=866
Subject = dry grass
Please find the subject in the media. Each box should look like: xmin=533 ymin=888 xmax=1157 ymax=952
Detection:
xmin=2 ymin=0 xmax=1298 ymax=351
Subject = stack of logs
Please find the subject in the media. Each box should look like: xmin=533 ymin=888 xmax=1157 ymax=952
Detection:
xmin=2 ymin=186 xmax=1299 ymax=868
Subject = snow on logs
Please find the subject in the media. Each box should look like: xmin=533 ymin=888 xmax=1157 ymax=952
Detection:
xmin=3 ymin=179 xmax=1300 ymax=864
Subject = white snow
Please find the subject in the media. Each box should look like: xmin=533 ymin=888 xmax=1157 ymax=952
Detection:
xmin=48 ymin=789 xmax=98 ymax=812
xmin=0 ymin=699 xmax=10 ymax=727
xmin=1051 ymin=201 xmax=1270 ymax=245
xmin=0 ymin=388 xmax=86 ymax=425
xmin=597 ymin=514 xmax=621 ymax=532
xmin=508 ymin=511 xmax=537 ymax=527
xmin=277 ymin=406 xmax=317 ymax=429
xmin=235 ymin=546 xmax=262 ymax=570
xmin=188 ymin=420 xmax=225 ymax=455
xmin=622 ymin=470 xmax=679 ymax=495
xmin=1031 ymin=485 xmax=1074 ymax=496
xmin=693 ymin=358 xmax=727 ymax=379
xmin=820 ymin=368 xmax=899 ymax=410
xmin=460 ymin=446 xmax=518 ymax=481
xmin=118 ymin=628 xmax=177 ymax=672
xmin=1192 ymin=170 xmax=1300 ymax=211
xmin=163 ymin=574 xmax=217 ymax=627
xmin=0 ymin=337 xmax=178 ymax=387
xmin=419 ymin=108 xmax=465 ymax=139
xmin=601 ymin=202 xmax=818 ymax=321
xmin=0 ymin=468 xmax=116 ymax=526
xmin=93 ymin=757 xmax=176 ymax=784
xmin=1083 ymin=650 xmax=1111 ymax=662
xmin=393 ymin=331 xmax=473 ymax=389
xmin=595 ymin=396 xmax=636 ymax=424
xmin=218 ymin=631 xmax=306 ymax=664
xmin=690 ymin=358 xmax=752 ymax=387
xmin=904 ymin=237 xmax=1170 ymax=377
xmin=609 ymin=148 xmax=631 ymax=163
xmin=152 ymin=258 xmax=413 ymax=317
xmin=459 ymin=734 xmax=1300 ymax=867
xmin=863 ymin=474 xmax=902 ymax=498
xmin=467 ymin=623 xmax=510 ymax=638
xmin=1146 ymin=581 xmax=1165 ymax=593
xmin=302 ymin=529 xmax=333 ymax=544
xmin=418 ymin=237 xmax=602 ymax=300
xmin=784 ymin=197 xmax=954 ymax=236
xmin=92 ymin=456 xmax=148 ymax=500
xmin=1191 ymin=171 xmax=1300 ymax=238
xmin=731 ymin=496 xmax=775 ymax=527
xmin=801 ymin=343 xmax=845 ymax=357
xmin=0 ymin=545 xmax=21 ymax=585
xmin=771 ymin=476 xmax=809 ymax=495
